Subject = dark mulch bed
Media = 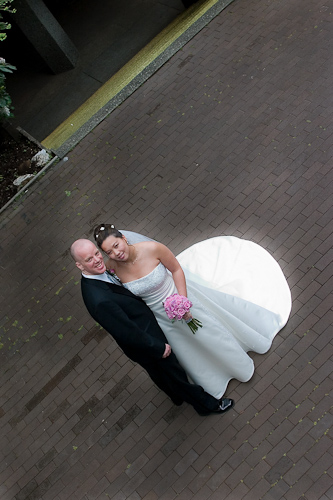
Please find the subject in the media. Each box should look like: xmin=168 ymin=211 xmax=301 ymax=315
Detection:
xmin=0 ymin=129 xmax=41 ymax=208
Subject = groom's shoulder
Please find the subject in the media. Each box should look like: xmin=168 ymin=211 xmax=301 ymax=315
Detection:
xmin=81 ymin=276 xmax=110 ymax=311
xmin=81 ymin=275 xmax=107 ymax=289
xmin=81 ymin=276 xmax=109 ymax=296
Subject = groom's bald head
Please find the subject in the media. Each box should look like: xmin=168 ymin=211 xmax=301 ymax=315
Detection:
xmin=70 ymin=239 xmax=93 ymax=260
xmin=71 ymin=239 xmax=106 ymax=275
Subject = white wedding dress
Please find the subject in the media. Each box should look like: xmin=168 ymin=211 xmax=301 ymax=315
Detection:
xmin=122 ymin=236 xmax=292 ymax=399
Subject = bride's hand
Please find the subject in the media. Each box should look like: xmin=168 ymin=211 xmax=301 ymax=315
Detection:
xmin=182 ymin=311 xmax=193 ymax=322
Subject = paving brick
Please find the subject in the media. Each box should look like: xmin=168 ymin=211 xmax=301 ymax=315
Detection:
xmin=270 ymin=384 xmax=297 ymax=412
xmin=136 ymin=471 xmax=164 ymax=499
xmin=307 ymin=451 xmax=332 ymax=482
xmin=172 ymin=465 xmax=197 ymax=494
xmin=157 ymin=449 xmax=182 ymax=476
xmin=308 ymin=412 xmax=332 ymax=442
xmin=306 ymin=435 xmax=332 ymax=466
xmin=152 ymin=470 xmax=179 ymax=497
xmin=304 ymin=473 xmax=332 ymax=500
xmin=261 ymin=480 xmax=290 ymax=500
xmin=206 ymin=462 xmax=233 ymax=492
xmin=189 ymin=444 xmax=215 ymax=474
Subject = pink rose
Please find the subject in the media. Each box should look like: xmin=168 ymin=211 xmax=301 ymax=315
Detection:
xmin=184 ymin=299 xmax=192 ymax=309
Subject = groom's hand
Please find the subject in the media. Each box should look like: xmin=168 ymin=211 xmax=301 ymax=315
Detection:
xmin=162 ymin=344 xmax=172 ymax=358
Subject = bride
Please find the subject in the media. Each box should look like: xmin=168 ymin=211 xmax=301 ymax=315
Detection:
xmin=94 ymin=224 xmax=291 ymax=399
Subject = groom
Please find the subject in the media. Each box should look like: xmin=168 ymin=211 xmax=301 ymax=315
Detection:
xmin=70 ymin=237 xmax=234 ymax=416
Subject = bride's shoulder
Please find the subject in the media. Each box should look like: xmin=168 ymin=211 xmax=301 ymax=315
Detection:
xmin=136 ymin=240 xmax=159 ymax=251
xmin=136 ymin=240 xmax=164 ymax=254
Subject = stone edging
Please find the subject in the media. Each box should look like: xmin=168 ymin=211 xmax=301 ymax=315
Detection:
xmin=0 ymin=152 xmax=68 ymax=216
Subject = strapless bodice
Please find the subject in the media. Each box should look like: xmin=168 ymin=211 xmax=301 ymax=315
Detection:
xmin=123 ymin=263 xmax=176 ymax=306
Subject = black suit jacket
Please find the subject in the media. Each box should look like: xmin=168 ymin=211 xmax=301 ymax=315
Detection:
xmin=80 ymin=275 xmax=220 ymax=413
xmin=81 ymin=276 xmax=167 ymax=363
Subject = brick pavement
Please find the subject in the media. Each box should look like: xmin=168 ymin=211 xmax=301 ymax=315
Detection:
xmin=0 ymin=0 xmax=332 ymax=499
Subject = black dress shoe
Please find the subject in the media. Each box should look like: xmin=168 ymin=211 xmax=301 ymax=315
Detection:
xmin=171 ymin=398 xmax=184 ymax=406
xmin=197 ymin=397 xmax=234 ymax=416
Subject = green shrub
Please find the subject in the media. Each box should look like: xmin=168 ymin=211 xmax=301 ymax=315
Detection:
xmin=0 ymin=0 xmax=16 ymax=121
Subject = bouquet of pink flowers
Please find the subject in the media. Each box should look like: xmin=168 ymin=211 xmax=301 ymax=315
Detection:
xmin=163 ymin=293 xmax=202 ymax=334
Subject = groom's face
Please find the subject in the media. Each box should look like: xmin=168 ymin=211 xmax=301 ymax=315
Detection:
xmin=75 ymin=242 xmax=106 ymax=275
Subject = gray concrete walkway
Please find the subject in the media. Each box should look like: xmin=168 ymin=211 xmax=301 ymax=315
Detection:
xmin=0 ymin=0 xmax=332 ymax=499
xmin=3 ymin=0 xmax=185 ymax=141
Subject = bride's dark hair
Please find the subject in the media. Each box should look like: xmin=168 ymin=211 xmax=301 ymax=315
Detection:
xmin=94 ymin=224 xmax=123 ymax=248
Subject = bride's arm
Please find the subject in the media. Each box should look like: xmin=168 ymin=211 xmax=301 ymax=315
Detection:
xmin=152 ymin=242 xmax=188 ymax=297
xmin=146 ymin=242 xmax=193 ymax=321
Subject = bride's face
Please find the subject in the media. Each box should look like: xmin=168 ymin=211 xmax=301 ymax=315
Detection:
xmin=101 ymin=235 xmax=129 ymax=262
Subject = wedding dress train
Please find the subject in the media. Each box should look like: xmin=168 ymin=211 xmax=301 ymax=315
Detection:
xmin=122 ymin=236 xmax=292 ymax=399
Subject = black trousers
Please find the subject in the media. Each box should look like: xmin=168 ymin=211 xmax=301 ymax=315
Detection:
xmin=141 ymin=351 xmax=219 ymax=414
